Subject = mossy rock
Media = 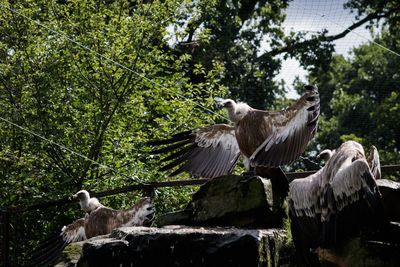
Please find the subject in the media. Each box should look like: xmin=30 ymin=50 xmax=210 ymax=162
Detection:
xmin=62 ymin=226 xmax=290 ymax=267
xmin=158 ymin=175 xmax=284 ymax=228
xmin=55 ymin=241 xmax=85 ymax=267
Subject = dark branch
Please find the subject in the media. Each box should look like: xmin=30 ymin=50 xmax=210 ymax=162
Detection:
xmin=257 ymin=10 xmax=391 ymax=61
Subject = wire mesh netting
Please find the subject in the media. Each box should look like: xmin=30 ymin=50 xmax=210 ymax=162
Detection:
xmin=0 ymin=0 xmax=399 ymax=266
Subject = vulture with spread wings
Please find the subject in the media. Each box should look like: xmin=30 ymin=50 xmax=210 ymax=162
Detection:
xmin=28 ymin=191 xmax=155 ymax=267
xmin=149 ymin=85 xmax=320 ymax=179
xmin=289 ymin=141 xmax=384 ymax=266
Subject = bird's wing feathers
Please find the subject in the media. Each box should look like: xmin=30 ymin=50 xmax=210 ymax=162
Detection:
xmin=250 ymin=88 xmax=320 ymax=167
xmin=84 ymin=207 xmax=120 ymax=239
xmin=289 ymin=141 xmax=384 ymax=251
xmin=149 ymin=124 xmax=241 ymax=178
xmin=27 ymin=218 xmax=86 ymax=267
xmin=319 ymin=158 xmax=383 ymax=247
xmin=289 ymin=170 xmax=323 ymax=218
xmin=61 ymin=217 xmax=87 ymax=243
xmin=85 ymin=199 xmax=155 ymax=238
xmin=367 ymin=145 xmax=381 ymax=180
xmin=330 ymin=159 xmax=381 ymax=213
xmin=288 ymin=170 xmax=323 ymax=253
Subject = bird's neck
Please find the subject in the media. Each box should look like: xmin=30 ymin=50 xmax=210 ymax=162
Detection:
xmin=228 ymin=103 xmax=251 ymax=123
xmin=79 ymin=198 xmax=90 ymax=210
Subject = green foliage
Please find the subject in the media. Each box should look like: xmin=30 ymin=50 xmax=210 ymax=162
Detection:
xmin=167 ymin=0 xmax=289 ymax=109
xmin=0 ymin=0 xmax=399 ymax=264
xmin=308 ymin=27 xmax=400 ymax=173
xmin=0 ymin=0 xmax=226 ymax=263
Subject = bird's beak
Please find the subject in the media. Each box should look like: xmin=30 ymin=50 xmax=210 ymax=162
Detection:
xmin=72 ymin=193 xmax=78 ymax=199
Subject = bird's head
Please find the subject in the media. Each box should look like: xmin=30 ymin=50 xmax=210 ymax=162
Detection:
xmin=215 ymin=97 xmax=235 ymax=109
xmin=215 ymin=97 xmax=250 ymax=122
xmin=73 ymin=190 xmax=90 ymax=201
xmin=317 ymin=149 xmax=335 ymax=162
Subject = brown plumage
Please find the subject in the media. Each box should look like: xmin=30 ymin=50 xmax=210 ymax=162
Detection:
xmin=149 ymin=85 xmax=320 ymax=178
xmin=28 ymin=194 xmax=154 ymax=267
xmin=151 ymin=125 xmax=240 ymax=178
xmin=288 ymin=141 xmax=384 ymax=265
xmin=84 ymin=197 xmax=154 ymax=238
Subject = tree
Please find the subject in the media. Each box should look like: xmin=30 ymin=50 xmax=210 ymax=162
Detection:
xmin=0 ymin=0 xmax=225 ymax=263
xmin=1 ymin=0 xmax=399 ymax=264
xmin=306 ymin=27 xmax=400 ymax=170
xmin=166 ymin=0 xmax=290 ymax=109
xmin=162 ymin=0 xmax=400 ymax=111
xmin=284 ymin=0 xmax=400 ymax=172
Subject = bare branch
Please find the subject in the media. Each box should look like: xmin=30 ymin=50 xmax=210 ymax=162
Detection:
xmin=257 ymin=9 xmax=394 ymax=61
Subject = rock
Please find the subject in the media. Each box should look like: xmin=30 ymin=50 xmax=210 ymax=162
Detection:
xmin=158 ymin=175 xmax=285 ymax=228
xmin=157 ymin=209 xmax=192 ymax=226
xmin=69 ymin=226 xmax=289 ymax=267
xmin=317 ymin=237 xmax=400 ymax=267
xmin=55 ymin=241 xmax=85 ymax=267
xmin=377 ymin=179 xmax=400 ymax=222
xmin=368 ymin=221 xmax=400 ymax=246
xmin=56 ymin=177 xmax=400 ymax=266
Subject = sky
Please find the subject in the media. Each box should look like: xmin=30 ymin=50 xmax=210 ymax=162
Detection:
xmin=273 ymin=0 xmax=375 ymax=98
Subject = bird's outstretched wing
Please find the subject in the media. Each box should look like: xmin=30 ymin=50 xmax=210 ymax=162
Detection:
xmin=27 ymin=217 xmax=86 ymax=267
xmin=320 ymin=158 xmax=383 ymax=247
xmin=289 ymin=170 xmax=323 ymax=248
xmin=288 ymin=170 xmax=323 ymax=265
xmin=250 ymin=85 xmax=320 ymax=167
xmin=330 ymin=159 xmax=381 ymax=213
xmin=149 ymin=124 xmax=241 ymax=178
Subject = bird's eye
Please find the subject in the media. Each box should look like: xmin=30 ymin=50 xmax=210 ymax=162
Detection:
xmin=236 ymin=111 xmax=241 ymax=115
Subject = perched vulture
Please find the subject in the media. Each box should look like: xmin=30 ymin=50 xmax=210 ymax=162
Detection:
xmin=288 ymin=141 xmax=384 ymax=265
xmin=28 ymin=191 xmax=155 ymax=267
xmin=149 ymin=85 xmax=320 ymax=180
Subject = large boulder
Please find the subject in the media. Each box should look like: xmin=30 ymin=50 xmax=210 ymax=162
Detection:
xmin=377 ymin=179 xmax=400 ymax=222
xmin=55 ymin=241 xmax=84 ymax=267
xmin=158 ymin=175 xmax=285 ymax=228
xmin=58 ymin=226 xmax=290 ymax=267
xmin=317 ymin=234 xmax=400 ymax=267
